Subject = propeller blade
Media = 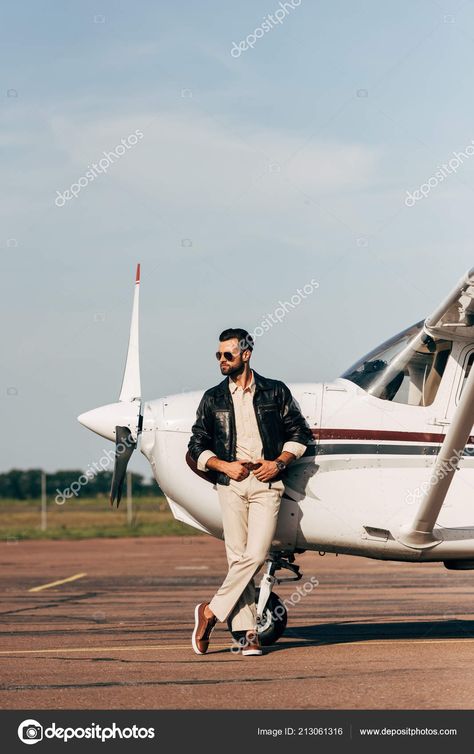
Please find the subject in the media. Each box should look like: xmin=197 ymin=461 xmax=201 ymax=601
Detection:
xmin=110 ymin=425 xmax=137 ymax=508
xmin=119 ymin=263 xmax=141 ymax=402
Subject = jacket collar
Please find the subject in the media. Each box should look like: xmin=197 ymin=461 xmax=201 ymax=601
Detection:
xmin=228 ymin=369 xmax=255 ymax=395
xmin=215 ymin=369 xmax=270 ymax=395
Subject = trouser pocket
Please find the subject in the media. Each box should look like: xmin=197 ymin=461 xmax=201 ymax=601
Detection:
xmin=268 ymin=479 xmax=285 ymax=491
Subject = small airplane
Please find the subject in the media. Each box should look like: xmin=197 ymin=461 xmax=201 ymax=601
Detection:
xmin=78 ymin=264 xmax=474 ymax=645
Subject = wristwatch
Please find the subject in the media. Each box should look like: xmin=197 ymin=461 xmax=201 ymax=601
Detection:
xmin=275 ymin=460 xmax=286 ymax=473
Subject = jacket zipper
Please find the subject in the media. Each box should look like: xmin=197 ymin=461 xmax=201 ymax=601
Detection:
xmin=253 ymin=386 xmax=272 ymax=487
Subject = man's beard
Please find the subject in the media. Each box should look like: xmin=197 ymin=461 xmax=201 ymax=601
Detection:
xmin=221 ymin=361 xmax=245 ymax=378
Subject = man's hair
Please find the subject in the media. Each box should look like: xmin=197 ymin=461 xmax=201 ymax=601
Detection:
xmin=219 ymin=327 xmax=254 ymax=353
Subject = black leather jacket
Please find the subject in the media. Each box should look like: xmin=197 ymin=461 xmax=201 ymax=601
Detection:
xmin=187 ymin=370 xmax=313 ymax=485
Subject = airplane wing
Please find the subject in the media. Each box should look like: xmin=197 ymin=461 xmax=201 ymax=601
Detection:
xmin=399 ymin=266 xmax=474 ymax=549
xmin=425 ymin=266 xmax=474 ymax=341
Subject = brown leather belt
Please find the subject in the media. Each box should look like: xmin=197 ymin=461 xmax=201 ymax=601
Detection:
xmin=240 ymin=461 xmax=262 ymax=471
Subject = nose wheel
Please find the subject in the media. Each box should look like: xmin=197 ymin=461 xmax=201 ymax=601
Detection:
xmin=227 ymin=551 xmax=302 ymax=646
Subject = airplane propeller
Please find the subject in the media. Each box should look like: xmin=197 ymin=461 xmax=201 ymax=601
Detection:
xmin=110 ymin=263 xmax=142 ymax=507
xmin=110 ymin=426 xmax=138 ymax=507
xmin=77 ymin=263 xmax=143 ymax=508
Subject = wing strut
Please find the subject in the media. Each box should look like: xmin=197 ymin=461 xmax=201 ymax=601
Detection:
xmin=399 ymin=328 xmax=474 ymax=550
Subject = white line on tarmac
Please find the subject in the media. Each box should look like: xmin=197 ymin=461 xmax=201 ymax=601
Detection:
xmin=1 ymin=637 xmax=474 ymax=656
xmin=28 ymin=573 xmax=87 ymax=592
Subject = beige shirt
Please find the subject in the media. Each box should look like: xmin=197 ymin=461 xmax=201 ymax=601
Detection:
xmin=197 ymin=370 xmax=307 ymax=472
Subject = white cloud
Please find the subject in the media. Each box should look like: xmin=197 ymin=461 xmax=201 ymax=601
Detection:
xmin=47 ymin=110 xmax=381 ymax=214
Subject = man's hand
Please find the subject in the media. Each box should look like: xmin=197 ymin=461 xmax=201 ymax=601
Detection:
xmin=253 ymin=459 xmax=279 ymax=482
xmin=223 ymin=461 xmax=251 ymax=481
xmin=205 ymin=457 xmax=249 ymax=480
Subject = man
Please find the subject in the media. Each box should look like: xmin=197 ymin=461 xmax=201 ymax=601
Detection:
xmin=188 ymin=327 xmax=312 ymax=656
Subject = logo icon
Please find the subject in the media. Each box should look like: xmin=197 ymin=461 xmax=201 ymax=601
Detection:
xmin=18 ymin=720 xmax=43 ymax=745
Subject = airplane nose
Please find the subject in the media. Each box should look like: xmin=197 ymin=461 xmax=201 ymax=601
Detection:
xmin=77 ymin=401 xmax=141 ymax=442
xmin=77 ymin=407 xmax=109 ymax=434
xmin=77 ymin=409 xmax=94 ymax=429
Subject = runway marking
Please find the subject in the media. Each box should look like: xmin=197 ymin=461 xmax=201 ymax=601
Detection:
xmin=28 ymin=573 xmax=87 ymax=593
xmin=1 ymin=637 xmax=474 ymax=656
xmin=0 ymin=644 xmax=230 ymax=655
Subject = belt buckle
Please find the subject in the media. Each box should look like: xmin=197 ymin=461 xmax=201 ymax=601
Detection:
xmin=245 ymin=461 xmax=261 ymax=471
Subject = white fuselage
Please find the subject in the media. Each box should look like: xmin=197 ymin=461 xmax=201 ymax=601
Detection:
xmin=140 ymin=341 xmax=474 ymax=564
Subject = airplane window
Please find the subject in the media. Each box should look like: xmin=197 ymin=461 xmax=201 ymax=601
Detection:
xmin=341 ymin=320 xmax=452 ymax=406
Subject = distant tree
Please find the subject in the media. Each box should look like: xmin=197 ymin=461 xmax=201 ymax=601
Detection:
xmin=0 ymin=469 xmax=163 ymax=498
xmin=0 ymin=468 xmax=43 ymax=499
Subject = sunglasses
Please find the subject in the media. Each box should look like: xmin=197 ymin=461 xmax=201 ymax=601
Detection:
xmin=215 ymin=351 xmax=240 ymax=361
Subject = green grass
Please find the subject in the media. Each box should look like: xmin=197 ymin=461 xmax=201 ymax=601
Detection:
xmin=0 ymin=496 xmax=199 ymax=540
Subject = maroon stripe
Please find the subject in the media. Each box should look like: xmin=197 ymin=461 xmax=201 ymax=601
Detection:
xmin=186 ymin=430 xmax=474 ymax=487
xmin=312 ymin=428 xmax=458 ymax=443
xmin=185 ymin=450 xmax=218 ymax=484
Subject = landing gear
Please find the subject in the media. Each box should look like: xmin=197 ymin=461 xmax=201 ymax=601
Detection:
xmin=227 ymin=551 xmax=302 ymax=646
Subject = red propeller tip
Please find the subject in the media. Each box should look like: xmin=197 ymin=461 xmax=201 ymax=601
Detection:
xmin=135 ymin=263 xmax=141 ymax=283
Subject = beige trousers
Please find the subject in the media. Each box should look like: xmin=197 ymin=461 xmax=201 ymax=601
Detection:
xmin=209 ymin=473 xmax=284 ymax=631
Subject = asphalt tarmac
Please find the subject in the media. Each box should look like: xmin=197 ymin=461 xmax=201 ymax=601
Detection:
xmin=1 ymin=536 xmax=473 ymax=709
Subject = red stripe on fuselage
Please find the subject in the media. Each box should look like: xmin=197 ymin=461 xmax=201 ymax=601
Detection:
xmin=312 ymin=428 xmax=468 ymax=444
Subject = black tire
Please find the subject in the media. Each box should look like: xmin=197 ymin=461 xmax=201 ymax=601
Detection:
xmin=227 ymin=588 xmax=287 ymax=646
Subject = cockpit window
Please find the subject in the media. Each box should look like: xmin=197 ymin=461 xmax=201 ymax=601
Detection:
xmin=341 ymin=320 xmax=452 ymax=406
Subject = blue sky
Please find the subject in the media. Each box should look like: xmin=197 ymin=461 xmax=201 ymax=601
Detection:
xmin=2 ymin=0 xmax=474 ymax=475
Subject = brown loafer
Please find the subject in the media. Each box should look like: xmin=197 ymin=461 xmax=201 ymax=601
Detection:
xmin=241 ymin=630 xmax=263 ymax=656
xmin=192 ymin=602 xmax=217 ymax=655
